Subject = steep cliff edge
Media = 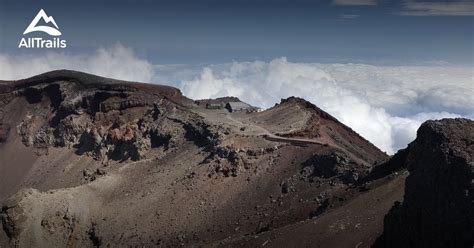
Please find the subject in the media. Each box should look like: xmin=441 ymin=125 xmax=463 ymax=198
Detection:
xmin=375 ymin=118 xmax=473 ymax=248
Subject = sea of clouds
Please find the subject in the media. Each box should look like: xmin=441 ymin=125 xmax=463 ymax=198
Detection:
xmin=1 ymin=44 xmax=472 ymax=154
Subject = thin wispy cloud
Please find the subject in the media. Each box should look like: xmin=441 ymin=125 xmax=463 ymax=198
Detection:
xmin=399 ymin=1 xmax=474 ymax=16
xmin=339 ymin=14 xmax=360 ymax=19
xmin=333 ymin=0 xmax=377 ymax=6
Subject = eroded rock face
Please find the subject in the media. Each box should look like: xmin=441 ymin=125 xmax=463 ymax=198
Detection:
xmin=8 ymin=79 xmax=201 ymax=162
xmin=375 ymin=118 xmax=474 ymax=248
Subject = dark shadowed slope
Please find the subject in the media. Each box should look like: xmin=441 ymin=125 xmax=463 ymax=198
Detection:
xmin=374 ymin=118 xmax=473 ymax=248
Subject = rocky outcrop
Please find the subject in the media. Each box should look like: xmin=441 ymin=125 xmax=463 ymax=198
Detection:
xmin=375 ymin=118 xmax=474 ymax=248
xmin=14 ymin=85 xmax=179 ymax=161
xmin=302 ymin=151 xmax=365 ymax=184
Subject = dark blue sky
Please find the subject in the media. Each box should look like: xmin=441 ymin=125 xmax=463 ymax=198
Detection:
xmin=0 ymin=0 xmax=473 ymax=64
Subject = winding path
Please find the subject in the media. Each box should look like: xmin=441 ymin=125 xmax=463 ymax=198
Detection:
xmin=223 ymin=113 xmax=327 ymax=146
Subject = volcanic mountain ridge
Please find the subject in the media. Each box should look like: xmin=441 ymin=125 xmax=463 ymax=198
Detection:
xmin=0 ymin=70 xmax=471 ymax=247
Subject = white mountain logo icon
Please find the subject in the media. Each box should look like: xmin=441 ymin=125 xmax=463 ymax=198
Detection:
xmin=23 ymin=9 xmax=61 ymax=36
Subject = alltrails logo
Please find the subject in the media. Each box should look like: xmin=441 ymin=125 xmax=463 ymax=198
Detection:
xmin=19 ymin=9 xmax=67 ymax=48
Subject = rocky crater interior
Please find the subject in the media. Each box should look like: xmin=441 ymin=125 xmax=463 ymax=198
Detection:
xmin=0 ymin=70 xmax=471 ymax=247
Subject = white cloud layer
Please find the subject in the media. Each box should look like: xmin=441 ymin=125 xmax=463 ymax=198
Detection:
xmin=0 ymin=44 xmax=472 ymax=154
